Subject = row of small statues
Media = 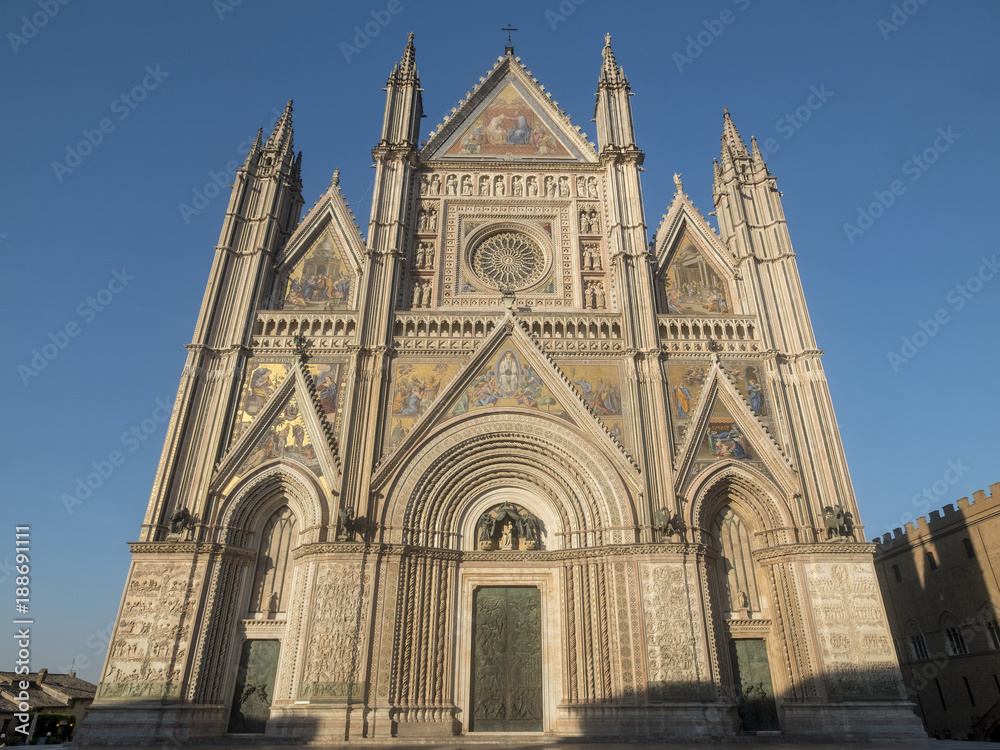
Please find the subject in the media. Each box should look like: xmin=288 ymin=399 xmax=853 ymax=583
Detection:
xmin=419 ymin=173 xmax=600 ymax=199
xmin=413 ymin=242 xmax=436 ymax=269
xmin=412 ymin=280 xmax=434 ymax=308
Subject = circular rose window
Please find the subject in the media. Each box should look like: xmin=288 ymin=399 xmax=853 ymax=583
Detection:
xmin=469 ymin=231 xmax=547 ymax=291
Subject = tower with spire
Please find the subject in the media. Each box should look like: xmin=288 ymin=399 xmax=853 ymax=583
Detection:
xmin=79 ymin=34 xmax=924 ymax=745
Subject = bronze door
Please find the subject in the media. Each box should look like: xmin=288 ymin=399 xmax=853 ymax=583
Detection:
xmin=729 ymin=638 xmax=780 ymax=732
xmin=228 ymin=639 xmax=280 ymax=733
xmin=471 ymin=586 xmax=543 ymax=731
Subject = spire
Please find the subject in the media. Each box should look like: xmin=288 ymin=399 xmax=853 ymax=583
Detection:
xmin=599 ymin=32 xmax=627 ymax=86
xmin=393 ymin=32 xmax=418 ymax=84
xmin=265 ymin=99 xmax=295 ymax=157
xmin=721 ymin=106 xmax=748 ymax=160
xmin=594 ymin=33 xmax=636 ymax=150
xmin=242 ymin=127 xmax=263 ymax=168
xmin=379 ymin=33 xmax=422 ymax=147
xmin=750 ymin=135 xmax=769 ymax=174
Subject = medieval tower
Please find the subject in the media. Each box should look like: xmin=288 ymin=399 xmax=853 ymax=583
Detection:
xmin=79 ymin=35 xmax=925 ymax=743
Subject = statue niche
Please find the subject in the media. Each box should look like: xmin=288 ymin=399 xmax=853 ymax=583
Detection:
xmin=476 ymin=502 xmax=541 ymax=551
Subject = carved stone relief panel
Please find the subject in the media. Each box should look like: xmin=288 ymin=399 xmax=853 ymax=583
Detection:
xmin=802 ymin=561 xmax=906 ymax=700
xmin=99 ymin=559 xmax=205 ymax=700
xmin=639 ymin=562 xmax=712 ymax=701
xmin=298 ymin=561 xmax=369 ymax=701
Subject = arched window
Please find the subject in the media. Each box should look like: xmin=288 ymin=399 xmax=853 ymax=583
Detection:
xmin=248 ymin=506 xmax=297 ymax=616
xmin=711 ymin=506 xmax=760 ymax=614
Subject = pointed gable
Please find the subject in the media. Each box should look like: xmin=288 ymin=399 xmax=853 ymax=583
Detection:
xmin=215 ymin=363 xmax=343 ymax=495
xmin=276 ymin=173 xmax=365 ymax=310
xmin=662 ymin=231 xmax=733 ymax=316
xmin=448 ymin=345 xmax=569 ymax=419
xmin=672 ymin=363 xmax=794 ymax=495
xmin=421 ymin=55 xmax=597 ymax=163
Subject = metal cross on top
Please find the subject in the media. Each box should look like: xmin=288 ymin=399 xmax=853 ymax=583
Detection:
xmin=502 ymin=24 xmax=518 ymax=54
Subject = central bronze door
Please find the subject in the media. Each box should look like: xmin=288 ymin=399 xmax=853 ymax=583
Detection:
xmin=471 ymin=586 xmax=542 ymax=731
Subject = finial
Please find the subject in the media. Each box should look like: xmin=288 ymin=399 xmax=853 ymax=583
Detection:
xmin=605 ymin=32 xmax=611 ymax=46
xmin=502 ymin=24 xmax=517 ymax=54
xmin=331 ymin=168 xmax=340 ymax=187
xmin=673 ymin=172 xmax=684 ymax=194
xmin=408 ymin=31 xmax=414 ymax=43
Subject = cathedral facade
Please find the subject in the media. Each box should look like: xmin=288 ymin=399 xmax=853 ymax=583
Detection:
xmin=79 ymin=35 xmax=925 ymax=743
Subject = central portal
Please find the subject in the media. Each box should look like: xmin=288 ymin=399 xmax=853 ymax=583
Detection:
xmin=470 ymin=586 xmax=542 ymax=731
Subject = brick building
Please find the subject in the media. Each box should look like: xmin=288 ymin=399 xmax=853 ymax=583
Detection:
xmin=874 ymin=482 xmax=1000 ymax=740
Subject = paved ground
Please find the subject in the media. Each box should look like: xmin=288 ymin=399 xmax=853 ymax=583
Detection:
xmin=58 ymin=741 xmax=1000 ymax=749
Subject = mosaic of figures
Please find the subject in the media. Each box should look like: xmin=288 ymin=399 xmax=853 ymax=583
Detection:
xmin=284 ymin=230 xmax=352 ymax=310
xmin=663 ymin=234 xmax=730 ymax=315
xmin=236 ymin=394 xmax=323 ymax=482
xmin=667 ymin=362 xmax=767 ymax=428
xmin=232 ymin=361 xmax=346 ymax=444
xmin=687 ymin=399 xmax=771 ymax=485
xmin=445 ymin=82 xmax=572 ymax=159
xmin=449 ymin=347 xmax=567 ymax=420
xmin=385 ymin=360 xmax=463 ymax=448
xmin=562 ymin=363 xmax=629 ymax=449
xmin=98 ymin=562 xmax=200 ymax=699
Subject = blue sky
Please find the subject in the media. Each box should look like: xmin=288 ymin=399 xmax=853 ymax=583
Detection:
xmin=2 ymin=0 xmax=998 ymax=683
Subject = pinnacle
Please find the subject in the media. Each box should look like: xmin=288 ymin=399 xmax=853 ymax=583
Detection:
xmin=721 ymin=106 xmax=748 ymax=159
xmin=599 ymin=32 xmax=626 ymax=86
xmin=397 ymin=31 xmax=418 ymax=80
xmin=265 ymin=99 xmax=295 ymax=155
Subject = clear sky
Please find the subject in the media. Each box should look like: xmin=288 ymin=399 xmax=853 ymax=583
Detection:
xmin=2 ymin=0 xmax=998 ymax=684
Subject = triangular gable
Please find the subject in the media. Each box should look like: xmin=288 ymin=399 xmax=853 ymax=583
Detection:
xmin=673 ymin=363 xmax=794 ymax=496
xmin=230 ymin=360 xmax=348 ymax=447
xmin=653 ymin=201 xmax=739 ymax=317
xmin=374 ymin=316 xmax=637 ymax=484
xmin=421 ymin=55 xmax=597 ymax=163
xmin=275 ymin=177 xmax=365 ymax=310
xmin=214 ymin=363 xmax=341 ymax=495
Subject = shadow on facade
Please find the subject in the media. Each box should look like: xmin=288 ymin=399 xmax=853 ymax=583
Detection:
xmin=874 ymin=485 xmax=1000 ymax=741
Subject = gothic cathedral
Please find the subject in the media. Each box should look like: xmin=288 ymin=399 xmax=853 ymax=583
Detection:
xmin=80 ymin=35 xmax=925 ymax=743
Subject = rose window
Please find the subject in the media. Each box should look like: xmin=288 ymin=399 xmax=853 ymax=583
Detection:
xmin=469 ymin=231 xmax=546 ymax=290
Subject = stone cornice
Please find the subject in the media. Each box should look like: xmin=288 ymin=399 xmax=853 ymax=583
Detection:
xmin=292 ymin=540 xmax=712 ymax=562
xmin=752 ymin=541 xmax=875 ymax=564
xmin=128 ymin=541 xmax=256 ymax=561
